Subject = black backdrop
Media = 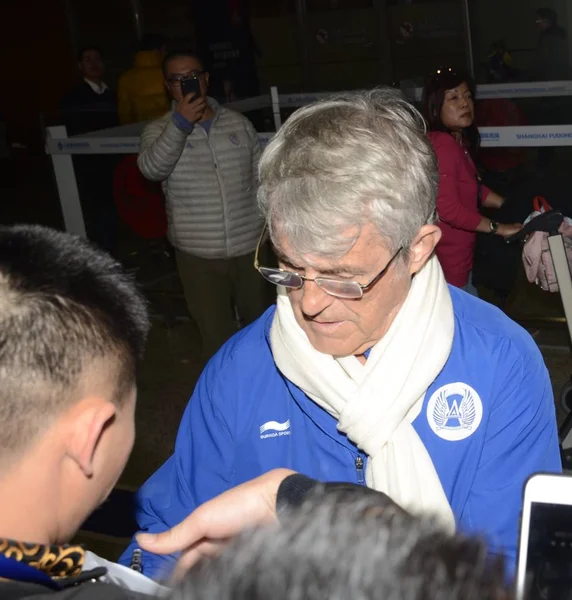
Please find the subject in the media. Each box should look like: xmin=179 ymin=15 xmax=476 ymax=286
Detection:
xmin=194 ymin=0 xmax=260 ymax=101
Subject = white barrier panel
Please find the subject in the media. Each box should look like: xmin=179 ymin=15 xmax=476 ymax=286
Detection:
xmin=46 ymin=137 xmax=141 ymax=154
xmin=225 ymin=94 xmax=272 ymax=112
xmin=44 ymin=117 xmax=572 ymax=239
xmin=405 ymin=81 xmax=572 ymax=103
xmin=45 ymin=131 xmax=277 ymax=155
xmin=462 ymin=81 xmax=572 ymax=100
xmin=480 ymin=125 xmax=572 ymax=147
xmin=45 ymin=126 xmax=572 ymax=156
xmin=46 ymin=126 xmax=87 ymax=237
xmin=278 ymin=92 xmax=333 ymax=107
xmin=279 ymin=82 xmax=572 ymax=107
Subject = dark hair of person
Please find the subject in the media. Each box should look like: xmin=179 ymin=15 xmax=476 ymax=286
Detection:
xmin=423 ymin=67 xmax=480 ymax=158
xmin=162 ymin=50 xmax=205 ymax=77
xmin=77 ymin=46 xmax=102 ymax=63
xmin=0 ymin=225 xmax=149 ymax=456
xmin=536 ymin=7 xmax=558 ymax=26
xmin=536 ymin=7 xmax=566 ymax=39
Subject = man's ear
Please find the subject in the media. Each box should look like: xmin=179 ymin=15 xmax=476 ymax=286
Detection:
xmin=65 ymin=398 xmax=117 ymax=478
xmin=408 ymin=224 xmax=442 ymax=276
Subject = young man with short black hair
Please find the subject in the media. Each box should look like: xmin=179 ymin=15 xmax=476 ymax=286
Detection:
xmin=0 ymin=225 xmax=150 ymax=599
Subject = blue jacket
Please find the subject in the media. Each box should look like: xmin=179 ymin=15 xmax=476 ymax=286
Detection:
xmin=120 ymin=288 xmax=561 ymax=578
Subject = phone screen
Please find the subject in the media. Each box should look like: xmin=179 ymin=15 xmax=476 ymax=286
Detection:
xmin=524 ymin=502 xmax=572 ymax=600
xmin=181 ymin=77 xmax=201 ymax=100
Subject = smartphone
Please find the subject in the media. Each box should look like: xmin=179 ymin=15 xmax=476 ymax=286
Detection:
xmin=180 ymin=77 xmax=201 ymax=100
xmin=516 ymin=473 xmax=572 ymax=600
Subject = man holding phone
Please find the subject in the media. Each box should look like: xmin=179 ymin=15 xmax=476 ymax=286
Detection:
xmin=174 ymin=66 xmax=213 ymax=128
xmin=137 ymin=50 xmax=268 ymax=359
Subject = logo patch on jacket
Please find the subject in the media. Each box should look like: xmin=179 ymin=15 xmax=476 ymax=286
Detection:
xmin=426 ymin=383 xmax=483 ymax=441
xmin=229 ymin=134 xmax=240 ymax=146
xmin=260 ymin=419 xmax=291 ymax=439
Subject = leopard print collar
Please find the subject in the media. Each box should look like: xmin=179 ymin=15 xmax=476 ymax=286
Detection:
xmin=0 ymin=538 xmax=85 ymax=578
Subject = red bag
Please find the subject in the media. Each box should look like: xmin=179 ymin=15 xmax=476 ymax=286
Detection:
xmin=113 ymin=156 xmax=167 ymax=240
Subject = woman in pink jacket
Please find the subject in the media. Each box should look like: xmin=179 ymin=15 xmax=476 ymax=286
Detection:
xmin=423 ymin=69 xmax=522 ymax=294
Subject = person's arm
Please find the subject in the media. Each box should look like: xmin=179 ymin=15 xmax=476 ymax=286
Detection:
xmin=137 ymin=472 xmax=389 ymax=577
xmin=137 ymin=469 xmax=296 ymax=578
xmin=137 ymin=95 xmax=206 ymax=182
xmin=473 ymin=217 xmax=522 ymax=238
xmin=462 ymin=337 xmax=561 ymax=577
xmin=137 ymin=118 xmax=190 ymax=182
xmin=118 ymin=361 xmax=238 ymax=579
xmin=433 ymin=136 xmax=520 ymax=237
xmin=481 ymin=189 xmax=504 ymax=210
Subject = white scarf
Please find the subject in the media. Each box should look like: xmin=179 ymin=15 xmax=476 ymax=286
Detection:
xmin=270 ymin=255 xmax=456 ymax=531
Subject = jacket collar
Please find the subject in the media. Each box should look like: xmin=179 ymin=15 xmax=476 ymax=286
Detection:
xmin=0 ymin=538 xmax=85 ymax=579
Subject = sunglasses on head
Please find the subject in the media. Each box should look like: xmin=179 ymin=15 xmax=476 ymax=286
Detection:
xmin=432 ymin=66 xmax=458 ymax=79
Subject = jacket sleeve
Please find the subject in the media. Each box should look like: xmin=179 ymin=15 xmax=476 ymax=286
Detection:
xmin=137 ymin=117 xmax=189 ymax=182
xmin=461 ymin=340 xmax=561 ymax=576
xmin=117 ymin=75 xmax=134 ymax=125
xmin=118 ymin=360 xmax=236 ymax=579
xmin=480 ymin=183 xmax=492 ymax=206
xmin=432 ymin=134 xmax=482 ymax=232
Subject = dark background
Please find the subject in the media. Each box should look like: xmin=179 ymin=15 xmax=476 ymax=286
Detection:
xmin=0 ymin=0 xmax=569 ymax=230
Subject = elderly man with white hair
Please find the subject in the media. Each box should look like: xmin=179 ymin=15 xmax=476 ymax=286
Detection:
xmin=121 ymin=87 xmax=560 ymax=578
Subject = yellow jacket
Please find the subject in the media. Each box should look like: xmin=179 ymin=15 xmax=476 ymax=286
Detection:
xmin=118 ymin=51 xmax=170 ymax=124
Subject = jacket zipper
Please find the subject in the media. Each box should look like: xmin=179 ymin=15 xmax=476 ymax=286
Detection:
xmin=284 ymin=385 xmax=368 ymax=488
xmin=202 ymin=114 xmax=231 ymax=256
xmin=355 ymin=455 xmax=365 ymax=485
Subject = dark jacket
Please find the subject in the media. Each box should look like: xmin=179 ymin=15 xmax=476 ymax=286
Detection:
xmin=60 ymin=81 xmax=118 ymax=136
xmin=533 ymin=27 xmax=571 ymax=81
xmin=0 ymin=542 xmax=150 ymax=600
xmin=0 ymin=579 xmax=148 ymax=599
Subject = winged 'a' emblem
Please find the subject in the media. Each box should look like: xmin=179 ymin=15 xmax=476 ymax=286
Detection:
xmin=459 ymin=387 xmax=477 ymax=430
xmin=427 ymin=383 xmax=483 ymax=442
xmin=432 ymin=389 xmax=450 ymax=430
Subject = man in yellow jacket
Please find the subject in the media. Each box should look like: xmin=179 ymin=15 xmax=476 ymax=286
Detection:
xmin=118 ymin=34 xmax=170 ymax=124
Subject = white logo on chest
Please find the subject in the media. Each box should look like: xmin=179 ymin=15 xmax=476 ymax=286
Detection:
xmin=426 ymin=383 xmax=483 ymax=442
xmin=260 ymin=419 xmax=291 ymax=439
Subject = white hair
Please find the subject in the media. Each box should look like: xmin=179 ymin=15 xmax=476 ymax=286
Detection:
xmin=257 ymin=87 xmax=438 ymax=257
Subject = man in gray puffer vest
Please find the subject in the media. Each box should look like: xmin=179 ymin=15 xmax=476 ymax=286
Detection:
xmin=138 ymin=50 xmax=268 ymax=359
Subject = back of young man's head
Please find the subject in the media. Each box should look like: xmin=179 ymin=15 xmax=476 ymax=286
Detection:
xmin=0 ymin=225 xmax=149 ymax=542
xmin=173 ymin=486 xmax=511 ymax=600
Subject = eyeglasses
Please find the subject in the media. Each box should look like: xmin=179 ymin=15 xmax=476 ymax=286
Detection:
xmin=167 ymin=71 xmax=204 ymax=86
xmin=253 ymin=226 xmax=403 ymax=300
